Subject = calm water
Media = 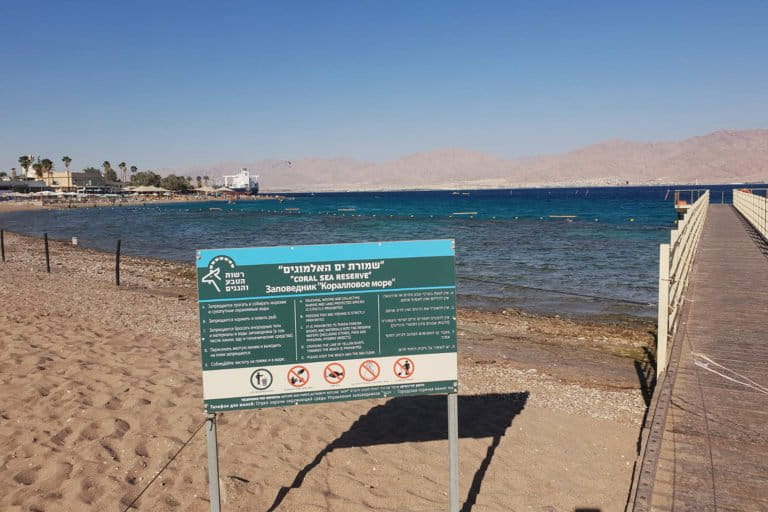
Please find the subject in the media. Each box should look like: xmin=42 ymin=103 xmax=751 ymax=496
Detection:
xmin=0 ymin=185 xmax=745 ymax=318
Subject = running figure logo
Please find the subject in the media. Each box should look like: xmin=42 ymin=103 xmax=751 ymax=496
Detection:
xmin=202 ymin=255 xmax=236 ymax=293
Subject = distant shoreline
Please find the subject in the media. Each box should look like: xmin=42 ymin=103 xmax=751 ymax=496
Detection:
xmin=0 ymin=194 xmax=286 ymax=213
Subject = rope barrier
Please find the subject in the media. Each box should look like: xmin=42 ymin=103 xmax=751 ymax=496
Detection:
xmin=121 ymin=418 xmax=207 ymax=512
xmin=456 ymin=274 xmax=654 ymax=307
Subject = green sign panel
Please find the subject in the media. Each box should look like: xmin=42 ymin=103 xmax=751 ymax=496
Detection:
xmin=197 ymin=240 xmax=458 ymax=412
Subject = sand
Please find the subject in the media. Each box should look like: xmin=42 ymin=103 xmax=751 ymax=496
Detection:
xmin=0 ymin=195 xmax=286 ymax=215
xmin=0 ymin=231 xmax=650 ymax=511
xmin=0 ymin=200 xmax=45 ymax=212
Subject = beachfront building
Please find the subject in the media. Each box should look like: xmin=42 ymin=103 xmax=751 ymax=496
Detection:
xmin=42 ymin=169 xmax=112 ymax=191
xmin=0 ymin=179 xmax=47 ymax=193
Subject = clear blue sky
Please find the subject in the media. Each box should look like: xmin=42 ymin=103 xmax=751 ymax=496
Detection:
xmin=1 ymin=0 xmax=766 ymax=171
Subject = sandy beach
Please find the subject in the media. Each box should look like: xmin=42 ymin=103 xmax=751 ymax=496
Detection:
xmin=0 ymin=231 xmax=653 ymax=511
xmin=0 ymin=195 xmax=287 ymax=214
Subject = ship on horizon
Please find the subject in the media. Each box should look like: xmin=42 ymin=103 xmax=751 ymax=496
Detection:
xmin=222 ymin=168 xmax=259 ymax=195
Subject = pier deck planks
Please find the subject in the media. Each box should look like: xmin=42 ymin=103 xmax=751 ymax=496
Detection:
xmin=648 ymin=204 xmax=768 ymax=511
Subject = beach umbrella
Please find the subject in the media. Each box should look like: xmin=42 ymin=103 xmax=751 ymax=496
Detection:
xmin=132 ymin=185 xmax=170 ymax=193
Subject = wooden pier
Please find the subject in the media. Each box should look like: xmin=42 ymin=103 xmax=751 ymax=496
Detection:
xmin=632 ymin=204 xmax=768 ymax=510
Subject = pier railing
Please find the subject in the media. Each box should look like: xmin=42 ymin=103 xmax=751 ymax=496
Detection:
xmin=733 ymin=188 xmax=768 ymax=240
xmin=656 ymin=189 xmax=709 ymax=376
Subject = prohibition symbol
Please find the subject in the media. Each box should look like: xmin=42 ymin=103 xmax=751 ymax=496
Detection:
xmin=287 ymin=365 xmax=309 ymax=388
xmin=358 ymin=360 xmax=381 ymax=382
xmin=250 ymin=368 xmax=273 ymax=390
xmin=323 ymin=362 xmax=346 ymax=385
xmin=394 ymin=357 xmax=415 ymax=379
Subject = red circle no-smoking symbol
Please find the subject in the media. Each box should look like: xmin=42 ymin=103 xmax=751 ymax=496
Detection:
xmin=394 ymin=357 xmax=415 ymax=379
xmin=358 ymin=360 xmax=381 ymax=382
xmin=287 ymin=365 xmax=310 ymax=388
xmin=323 ymin=362 xmax=346 ymax=385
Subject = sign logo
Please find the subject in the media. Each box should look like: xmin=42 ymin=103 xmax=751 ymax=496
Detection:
xmin=394 ymin=357 xmax=415 ymax=379
xmin=323 ymin=362 xmax=346 ymax=385
xmin=250 ymin=369 xmax=273 ymax=390
xmin=202 ymin=255 xmax=236 ymax=293
xmin=287 ymin=365 xmax=310 ymax=388
xmin=359 ymin=360 xmax=381 ymax=382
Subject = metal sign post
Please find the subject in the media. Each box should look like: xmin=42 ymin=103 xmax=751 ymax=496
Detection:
xmin=115 ymin=239 xmax=122 ymax=286
xmin=44 ymin=232 xmax=50 ymax=273
xmin=205 ymin=413 xmax=222 ymax=512
xmin=447 ymin=392 xmax=459 ymax=512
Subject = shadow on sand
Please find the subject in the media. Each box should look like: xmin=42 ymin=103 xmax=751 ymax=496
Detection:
xmin=266 ymin=392 xmax=529 ymax=512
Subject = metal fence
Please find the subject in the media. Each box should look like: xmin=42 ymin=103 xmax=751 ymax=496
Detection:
xmin=656 ymin=190 xmax=709 ymax=376
xmin=733 ymin=188 xmax=768 ymax=241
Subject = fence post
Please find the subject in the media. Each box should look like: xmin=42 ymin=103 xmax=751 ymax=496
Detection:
xmin=44 ymin=233 xmax=51 ymax=273
xmin=657 ymin=243 xmax=670 ymax=378
xmin=115 ymin=239 xmax=122 ymax=286
xmin=1 ymin=229 xmax=5 ymax=262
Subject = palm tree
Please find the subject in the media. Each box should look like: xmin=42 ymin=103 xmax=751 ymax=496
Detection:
xmin=41 ymin=158 xmax=54 ymax=185
xmin=18 ymin=155 xmax=32 ymax=178
xmin=32 ymin=162 xmax=43 ymax=179
xmin=102 ymin=161 xmax=111 ymax=176
xmin=130 ymin=165 xmax=137 ymax=174
xmin=196 ymin=176 xmax=202 ymax=188
xmin=203 ymin=175 xmax=209 ymax=187
xmin=186 ymin=176 xmax=193 ymax=185
xmin=118 ymin=162 xmax=127 ymax=182
xmin=62 ymin=156 xmax=72 ymax=189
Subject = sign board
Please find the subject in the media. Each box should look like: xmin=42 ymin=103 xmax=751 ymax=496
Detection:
xmin=196 ymin=240 xmax=458 ymax=412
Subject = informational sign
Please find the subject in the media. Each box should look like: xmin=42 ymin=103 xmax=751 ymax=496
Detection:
xmin=196 ymin=240 xmax=458 ymax=412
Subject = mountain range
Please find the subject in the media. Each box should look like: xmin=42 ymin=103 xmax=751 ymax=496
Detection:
xmin=171 ymin=129 xmax=768 ymax=192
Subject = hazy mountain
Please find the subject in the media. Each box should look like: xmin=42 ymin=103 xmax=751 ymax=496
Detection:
xmin=173 ymin=129 xmax=768 ymax=192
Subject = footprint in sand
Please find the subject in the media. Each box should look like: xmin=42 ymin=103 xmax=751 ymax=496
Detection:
xmin=51 ymin=426 xmax=73 ymax=447
xmin=110 ymin=418 xmax=131 ymax=439
xmin=134 ymin=442 xmax=149 ymax=458
xmin=163 ymin=494 xmax=181 ymax=507
xmin=33 ymin=461 xmax=73 ymax=497
xmin=78 ymin=393 xmax=94 ymax=407
xmin=100 ymin=440 xmax=120 ymax=461
xmin=13 ymin=467 xmax=40 ymax=485
xmin=78 ymin=421 xmax=102 ymax=441
xmin=78 ymin=477 xmax=103 ymax=505
xmin=104 ymin=396 xmax=123 ymax=410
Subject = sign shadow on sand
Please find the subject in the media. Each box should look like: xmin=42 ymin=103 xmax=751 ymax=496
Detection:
xmin=266 ymin=391 xmax=529 ymax=512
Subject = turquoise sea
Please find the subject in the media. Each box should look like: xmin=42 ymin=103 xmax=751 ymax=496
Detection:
xmin=0 ymin=185 xmax=744 ymax=318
